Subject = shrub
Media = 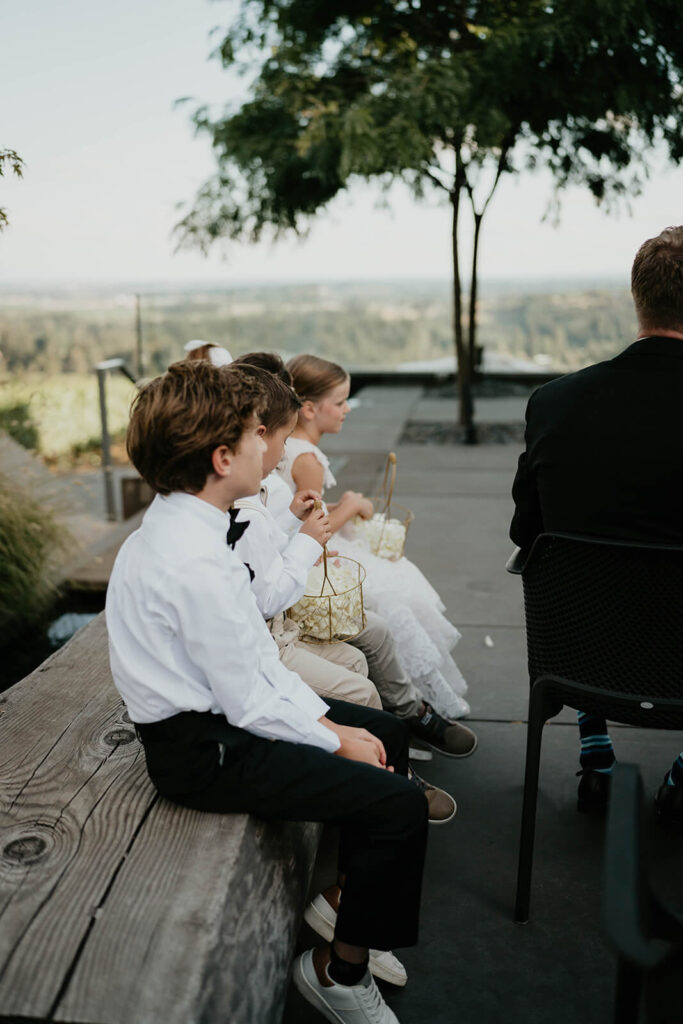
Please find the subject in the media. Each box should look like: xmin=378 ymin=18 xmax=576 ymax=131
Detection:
xmin=0 ymin=402 xmax=39 ymax=450
xmin=0 ymin=474 xmax=66 ymax=633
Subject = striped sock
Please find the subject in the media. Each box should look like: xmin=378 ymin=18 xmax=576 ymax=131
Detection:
xmin=577 ymin=711 xmax=615 ymax=773
xmin=667 ymin=753 xmax=683 ymax=787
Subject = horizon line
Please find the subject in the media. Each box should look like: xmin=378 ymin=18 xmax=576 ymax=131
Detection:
xmin=0 ymin=273 xmax=627 ymax=291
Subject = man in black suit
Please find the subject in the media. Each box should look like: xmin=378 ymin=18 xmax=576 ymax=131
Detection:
xmin=510 ymin=225 xmax=683 ymax=827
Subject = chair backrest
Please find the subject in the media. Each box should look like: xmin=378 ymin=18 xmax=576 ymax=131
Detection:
xmin=520 ymin=533 xmax=683 ymax=727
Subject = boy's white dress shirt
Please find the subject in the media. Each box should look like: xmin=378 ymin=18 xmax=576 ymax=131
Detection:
xmin=233 ymin=483 xmax=321 ymax=619
xmin=105 ymin=491 xmax=339 ymax=753
xmin=264 ymin=470 xmax=301 ymax=532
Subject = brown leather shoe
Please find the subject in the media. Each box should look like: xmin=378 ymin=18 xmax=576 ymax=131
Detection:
xmin=408 ymin=766 xmax=457 ymax=824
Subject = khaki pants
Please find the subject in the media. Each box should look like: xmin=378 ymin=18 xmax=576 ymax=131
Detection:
xmin=349 ymin=611 xmax=423 ymax=719
xmin=280 ymin=640 xmax=382 ymax=709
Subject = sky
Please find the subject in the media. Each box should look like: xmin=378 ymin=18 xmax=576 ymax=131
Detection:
xmin=1 ymin=0 xmax=682 ymax=287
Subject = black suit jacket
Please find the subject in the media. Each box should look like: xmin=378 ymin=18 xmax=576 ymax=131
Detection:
xmin=510 ymin=337 xmax=683 ymax=550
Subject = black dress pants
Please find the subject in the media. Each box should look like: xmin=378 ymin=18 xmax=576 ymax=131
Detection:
xmin=136 ymin=700 xmax=428 ymax=951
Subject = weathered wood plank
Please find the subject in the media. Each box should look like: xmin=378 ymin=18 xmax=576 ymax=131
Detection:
xmin=0 ymin=615 xmax=154 ymax=1018
xmin=0 ymin=616 xmax=117 ymax=805
xmin=1 ymin=612 xmax=322 ymax=1024
xmin=58 ymin=803 xmax=320 ymax=1024
xmin=61 ymin=508 xmax=146 ymax=592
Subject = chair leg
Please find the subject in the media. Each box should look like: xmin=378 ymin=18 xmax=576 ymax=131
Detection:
xmin=613 ymin=956 xmax=642 ymax=1024
xmin=514 ymin=684 xmax=552 ymax=923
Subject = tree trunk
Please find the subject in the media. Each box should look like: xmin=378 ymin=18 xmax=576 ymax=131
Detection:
xmin=463 ymin=141 xmax=510 ymax=403
xmin=468 ymin=211 xmax=483 ymax=379
xmin=450 ymin=180 xmax=476 ymax=443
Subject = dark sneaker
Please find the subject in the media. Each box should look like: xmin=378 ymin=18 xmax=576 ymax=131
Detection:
xmin=576 ymin=768 xmax=611 ymax=814
xmin=655 ymin=773 xmax=683 ymax=835
xmin=408 ymin=766 xmax=457 ymax=824
xmin=409 ymin=702 xmax=477 ymax=758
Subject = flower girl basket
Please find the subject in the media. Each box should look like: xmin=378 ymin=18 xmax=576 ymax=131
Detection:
xmin=354 ymin=451 xmax=414 ymax=561
xmin=287 ymin=503 xmax=367 ymax=643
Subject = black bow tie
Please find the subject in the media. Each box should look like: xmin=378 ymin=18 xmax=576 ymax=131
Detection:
xmin=226 ymin=508 xmax=250 ymax=549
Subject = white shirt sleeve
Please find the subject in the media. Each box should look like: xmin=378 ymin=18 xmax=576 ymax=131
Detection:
xmin=234 ymin=507 xmax=322 ymax=619
xmin=279 ymin=505 xmax=303 ymax=536
xmin=175 ymin=553 xmax=339 ymax=752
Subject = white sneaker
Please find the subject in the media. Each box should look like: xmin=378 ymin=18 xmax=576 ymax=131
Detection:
xmin=304 ymin=894 xmax=407 ymax=987
xmin=293 ymin=949 xmax=400 ymax=1024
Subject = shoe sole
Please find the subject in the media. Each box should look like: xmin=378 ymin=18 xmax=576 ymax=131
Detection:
xmin=428 ymin=800 xmax=457 ymax=825
xmin=304 ymin=904 xmax=408 ymax=987
xmin=408 ymin=745 xmax=433 ymax=761
xmin=422 ymin=733 xmax=478 ymax=759
xmin=304 ymin=901 xmax=335 ymax=943
xmin=293 ymin=955 xmax=347 ymax=1024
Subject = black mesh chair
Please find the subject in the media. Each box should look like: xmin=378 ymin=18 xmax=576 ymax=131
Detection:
xmin=507 ymin=532 xmax=683 ymax=923
xmin=603 ymin=763 xmax=683 ymax=1024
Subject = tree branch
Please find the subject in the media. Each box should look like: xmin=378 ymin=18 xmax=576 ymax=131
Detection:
xmin=421 ymin=164 xmax=452 ymax=193
xmin=460 ymin=129 xmax=515 ymax=218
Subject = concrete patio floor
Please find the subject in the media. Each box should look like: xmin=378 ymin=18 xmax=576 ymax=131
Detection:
xmin=283 ymin=386 xmax=683 ymax=1024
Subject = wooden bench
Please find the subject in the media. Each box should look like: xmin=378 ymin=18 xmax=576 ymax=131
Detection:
xmin=0 ymin=613 xmax=321 ymax=1023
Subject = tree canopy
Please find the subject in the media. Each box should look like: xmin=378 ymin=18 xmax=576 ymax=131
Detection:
xmin=0 ymin=148 xmax=24 ymax=231
xmin=178 ymin=0 xmax=683 ymax=436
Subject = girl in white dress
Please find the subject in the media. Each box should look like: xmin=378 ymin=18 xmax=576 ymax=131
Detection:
xmin=278 ymin=353 xmax=471 ymax=720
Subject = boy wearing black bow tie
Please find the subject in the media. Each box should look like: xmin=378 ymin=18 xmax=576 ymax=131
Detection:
xmin=106 ymin=359 xmax=427 ymax=1024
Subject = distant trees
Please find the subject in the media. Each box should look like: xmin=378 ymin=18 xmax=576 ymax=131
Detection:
xmin=178 ymin=0 xmax=683 ymax=440
xmin=0 ymin=283 xmax=635 ymax=381
xmin=0 ymin=148 xmax=24 ymax=230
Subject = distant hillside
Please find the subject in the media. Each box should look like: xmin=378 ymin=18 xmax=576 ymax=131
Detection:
xmin=0 ymin=280 xmax=636 ymax=377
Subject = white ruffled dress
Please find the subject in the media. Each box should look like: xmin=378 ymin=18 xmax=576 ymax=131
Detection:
xmin=278 ymin=437 xmax=470 ymax=718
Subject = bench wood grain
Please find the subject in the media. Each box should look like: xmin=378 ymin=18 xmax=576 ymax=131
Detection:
xmin=0 ymin=614 xmax=320 ymax=1024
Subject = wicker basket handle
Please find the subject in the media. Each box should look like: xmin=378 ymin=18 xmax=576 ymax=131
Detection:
xmin=380 ymin=452 xmax=397 ymax=518
xmin=313 ymin=499 xmax=337 ymax=595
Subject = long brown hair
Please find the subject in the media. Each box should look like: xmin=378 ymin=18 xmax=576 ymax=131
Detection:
xmin=286 ymin=354 xmax=348 ymax=402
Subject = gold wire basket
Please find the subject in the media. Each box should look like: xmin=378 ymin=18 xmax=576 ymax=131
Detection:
xmin=354 ymin=452 xmax=414 ymax=561
xmin=287 ymin=546 xmax=367 ymax=644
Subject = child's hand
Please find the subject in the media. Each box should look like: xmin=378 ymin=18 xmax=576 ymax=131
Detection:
xmin=300 ymin=506 xmax=332 ymax=547
xmin=313 ymin=549 xmax=339 ymax=567
xmin=354 ymin=495 xmax=374 ymax=520
xmin=338 ymin=737 xmax=389 ymax=769
xmin=291 ymin=488 xmax=321 ymax=521
xmin=321 ymin=719 xmax=389 ymax=769
xmin=340 ymin=491 xmax=373 ymax=520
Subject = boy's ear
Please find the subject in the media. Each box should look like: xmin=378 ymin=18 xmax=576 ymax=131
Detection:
xmin=211 ymin=445 xmax=232 ymax=479
xmin=300 ymin=399 xmax=316 ymax=421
